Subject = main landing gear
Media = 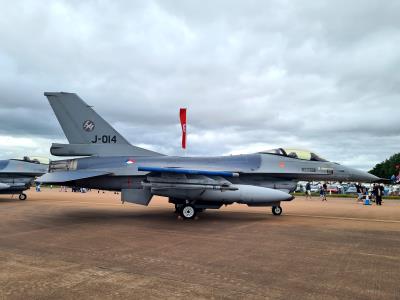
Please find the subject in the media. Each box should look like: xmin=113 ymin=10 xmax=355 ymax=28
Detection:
xmin=172 ymin=199 xmax=284 ymax=219
xmin=174 ymin=203 xmax=200 ymax=220
xmin=180 ymin=204 xmax=197 ymax=219
xmin=18 ymin=193 xmax=27 ymax=201
xmin=272 ymin=205 xmax=282 ymax=216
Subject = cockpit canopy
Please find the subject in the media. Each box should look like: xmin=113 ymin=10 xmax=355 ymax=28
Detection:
xmin=259 ymin=148 xmax=328 ymax=162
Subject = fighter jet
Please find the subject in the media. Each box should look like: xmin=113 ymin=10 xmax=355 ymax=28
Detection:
xmin=0 ymin=157 xmax=48 ymax=200
xmin=38 ymin=92 xmax=379 ymax=219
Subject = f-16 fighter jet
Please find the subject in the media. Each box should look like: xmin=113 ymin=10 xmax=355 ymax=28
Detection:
xmin=38 ymin=92 xmax=379 ymax=219
xmin=0 ymin=157 xmax=48 ymax=200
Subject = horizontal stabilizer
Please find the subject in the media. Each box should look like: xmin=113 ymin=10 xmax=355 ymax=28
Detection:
xmin=137 ymin=166 xmax=239 ymax=177
xmin=37 ymin=170 xmax=111 ymax=183
xmin=51 ymin=143 xmax=162 ymax=157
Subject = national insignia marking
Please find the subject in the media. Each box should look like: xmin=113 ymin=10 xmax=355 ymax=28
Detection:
xmin=83 ymin=120 xmax=95 ymax=132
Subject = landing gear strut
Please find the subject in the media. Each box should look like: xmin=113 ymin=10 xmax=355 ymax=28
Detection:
xmin=272 ymin=205 xmax=282 ymax=216
xmin=19 ymin=193 xmax=27 ymax=201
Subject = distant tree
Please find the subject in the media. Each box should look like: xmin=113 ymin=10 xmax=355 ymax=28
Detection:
xmin=369 ymin=153 xmax=400 ymax=179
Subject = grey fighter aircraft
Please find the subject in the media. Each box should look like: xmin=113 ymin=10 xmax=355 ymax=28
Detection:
xmin=0 ymin=157 xmax=48 ymax=200
xmin=38 ymin=92 xmax=379 ymax=219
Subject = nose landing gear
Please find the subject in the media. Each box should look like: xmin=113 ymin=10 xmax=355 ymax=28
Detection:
xmin=19 ymin=193 xmax=27 ymax=201
xmin=272 ymin=205 xmax=282 ymax=216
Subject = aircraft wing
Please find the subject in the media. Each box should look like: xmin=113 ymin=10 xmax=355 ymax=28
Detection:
xmin=123 ymin=166 xmax=240 ymax=206
xmin=138 ymin=166 xmax=239 ymax=194
xmin=137 ymin=166 xmax=240 ymax=177
xmin=37 ymin=170 xmax=111 ymax=183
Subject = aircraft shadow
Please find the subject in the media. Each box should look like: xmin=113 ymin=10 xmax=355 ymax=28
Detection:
xmin=49 ymin=208 xmax=276 ymax=226
xmin=0 ymin=197 xmax=24 ymax=203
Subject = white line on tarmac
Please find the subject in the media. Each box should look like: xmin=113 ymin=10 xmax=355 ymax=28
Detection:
xmin=286 ymin=213 xmax=400 ymax=224
xmin=358 ymin=252 xmax=400 ymax=261
xmin=39 ymin=200 xmax=124 ymax=207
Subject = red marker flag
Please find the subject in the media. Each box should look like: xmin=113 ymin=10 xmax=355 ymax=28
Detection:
xmin=180 ymin=108 xmax=187 ymax=149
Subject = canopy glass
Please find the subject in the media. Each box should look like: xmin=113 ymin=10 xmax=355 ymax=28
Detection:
xmin=259 ymin=148 xmax=328 ymax=162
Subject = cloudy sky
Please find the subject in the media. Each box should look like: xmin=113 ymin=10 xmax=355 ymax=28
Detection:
xmin=0 ymin=0 xmax=399 ymax=170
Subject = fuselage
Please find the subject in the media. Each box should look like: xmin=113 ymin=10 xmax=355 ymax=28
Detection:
xmin=48 ymin=152 xmax=378 ymax=193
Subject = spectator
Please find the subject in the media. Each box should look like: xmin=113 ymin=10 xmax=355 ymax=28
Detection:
xmin=374 ymin=184 xmax=383 ymax=206
xmin=320 ymin=183 xmax=327 ymax=201
xmin=305 ymin=182 xmax=312 ymax=199
xmin=356 ymin=183 xmax=363 ymax=202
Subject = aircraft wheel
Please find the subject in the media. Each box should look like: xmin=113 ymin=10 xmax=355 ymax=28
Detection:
xmin=180 ymin=204 xmax=197 ymax=219
xmin=19 ymin=193 xmax=27 ymax=201
xmin=272 ymin=205 xmax=282 ymax=216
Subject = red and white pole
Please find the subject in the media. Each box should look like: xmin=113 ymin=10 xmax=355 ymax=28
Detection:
xmin=180 ymin=108 xmax=187 ymax=150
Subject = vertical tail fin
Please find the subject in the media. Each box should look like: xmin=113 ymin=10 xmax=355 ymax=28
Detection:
xmin=45 ymin=92 xmax=130 ymax=145
xmin=45 ymin=92 xmax=162 ymax=157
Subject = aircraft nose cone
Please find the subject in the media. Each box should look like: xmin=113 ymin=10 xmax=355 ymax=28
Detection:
xmin=351 ymin=169 xmax=380 ymax=183
xmin=367 ymin=173 xmax=380 ymax=182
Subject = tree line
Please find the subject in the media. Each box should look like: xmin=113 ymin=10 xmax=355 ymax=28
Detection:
xmin=369 ymin=153 xmax=400 ymax=180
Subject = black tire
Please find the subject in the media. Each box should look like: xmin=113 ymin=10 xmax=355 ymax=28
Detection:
xmin=272 ymin=205 xmax=282 ymax=216
xmin=179 ymin=204 xmax=197 ymax=219
xmin=19 ymin=193 xmax=27 ymax=201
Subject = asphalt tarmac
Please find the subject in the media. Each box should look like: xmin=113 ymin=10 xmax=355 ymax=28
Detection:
xmin=1 ymin=189 xmax=399 ymax=299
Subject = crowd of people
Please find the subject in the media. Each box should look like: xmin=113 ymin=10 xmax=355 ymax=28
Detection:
xmin=353 ymin=183 xmax=385 ymax=205
xmin=304 ymin=181 xmax=387 ymax=205
xmin=305 ymin=182 xmax=328 ymax=201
